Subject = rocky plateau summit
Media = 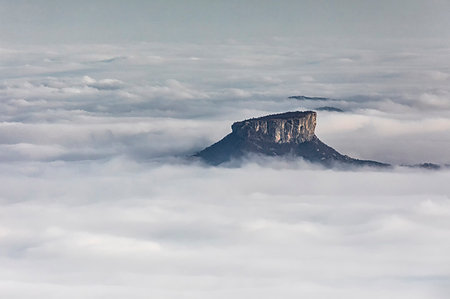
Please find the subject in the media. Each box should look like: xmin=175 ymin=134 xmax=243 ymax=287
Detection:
xmin=195 ymin=111 xmax=390 ymax=167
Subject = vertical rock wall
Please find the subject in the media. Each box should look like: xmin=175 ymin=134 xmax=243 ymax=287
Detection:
xmin=231 ymin=111 xmax=316 ymax=144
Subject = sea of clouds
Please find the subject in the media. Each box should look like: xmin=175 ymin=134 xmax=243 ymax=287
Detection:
xmin=1 ymin=40 xmax=450 ymax=298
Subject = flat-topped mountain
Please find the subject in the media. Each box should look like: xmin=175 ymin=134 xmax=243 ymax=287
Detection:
xmin=195 ymin=111 xmax=390 ymax=167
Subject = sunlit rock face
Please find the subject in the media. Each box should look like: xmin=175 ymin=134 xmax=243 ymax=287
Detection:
xmin=195 ymin=111 xmax=389 ymax=168
xmin=231 ymin=111 xmax=316 ymax=144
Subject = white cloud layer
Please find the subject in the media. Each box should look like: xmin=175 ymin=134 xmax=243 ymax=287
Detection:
xmin=0 ymin=160 xmax=449 ymax=299
xmin=0 ymin=40 xmax=450 ymax=298
xmin=1 ymin=41 xmax=450 ymax=164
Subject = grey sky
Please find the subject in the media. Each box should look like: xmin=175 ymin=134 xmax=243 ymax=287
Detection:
xmin=1 ymin=0 xmax=450 ymax=44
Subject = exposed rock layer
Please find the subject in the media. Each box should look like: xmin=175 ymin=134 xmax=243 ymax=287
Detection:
xmin=231 ymin=111 xmax=316 ymax=144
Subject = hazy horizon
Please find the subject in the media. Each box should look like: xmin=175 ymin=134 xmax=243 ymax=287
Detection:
xmin=2 ymin=0 xmax=450 ymax=44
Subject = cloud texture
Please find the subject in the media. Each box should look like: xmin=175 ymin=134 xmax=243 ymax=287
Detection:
xmin=0 ymin=160 xmax=449 ymax=299
xmin=0 ymin=39 xmax=450 ymax=298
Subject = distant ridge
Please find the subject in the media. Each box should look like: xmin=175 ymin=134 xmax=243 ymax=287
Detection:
xmin=194 ymin=111 xmax=390 ymax=168
xmin=288 ymin=95 xmax=330 ymax=101
xmin=315 ymin=106 xmax=344 ymax=112
xmin=402 ymin=163 xmax=443 ymax=170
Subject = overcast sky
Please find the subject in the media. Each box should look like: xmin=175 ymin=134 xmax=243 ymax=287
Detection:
xmin=1 ymin=0 xmax=450 ymax=44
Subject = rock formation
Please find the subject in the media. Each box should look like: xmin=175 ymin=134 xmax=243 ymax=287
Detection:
xmin=231 ymin=111 xmax=316 ymax=144
xmin=194 ymin=111 xmax=390 ymax=167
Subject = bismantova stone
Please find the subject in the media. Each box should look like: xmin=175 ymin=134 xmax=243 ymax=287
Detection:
xmin=194 ymin=111 xmax=390 ymax=168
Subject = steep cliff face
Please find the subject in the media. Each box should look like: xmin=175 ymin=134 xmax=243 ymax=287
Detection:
xmin=194 ymin=111 xmax=389 ymax=168
xmin=231 ymin=111 xmax=316 ymax=144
